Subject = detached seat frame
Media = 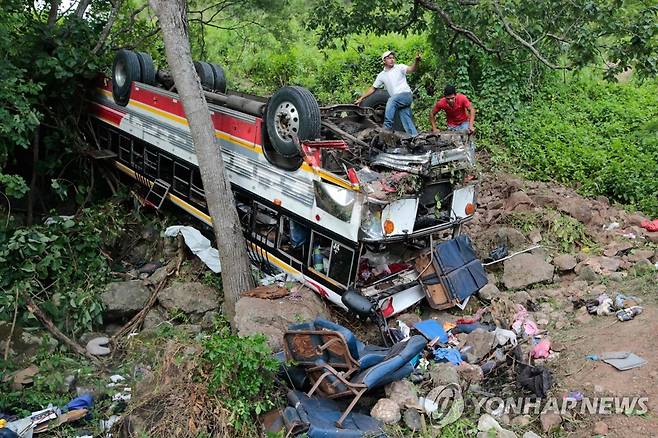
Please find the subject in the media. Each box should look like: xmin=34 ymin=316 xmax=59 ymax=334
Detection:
xmin=283 ymin=319 xmax=427 ymax=428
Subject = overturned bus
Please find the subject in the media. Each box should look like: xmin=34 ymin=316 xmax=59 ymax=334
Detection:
xmin=87 ymin=49 xmax=478 ymax=320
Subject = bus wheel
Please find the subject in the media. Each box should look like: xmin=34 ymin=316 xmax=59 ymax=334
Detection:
xmin=266 ymin=86 xmax=321 ymax=158
xmin=193 ymin=61 xmax=215 ymax=90
xmin=112 ymin=49 xmax=141 ymax=106
xmin=136 ymin=51 xmax=156 ymax=85
xmin=209 ymin=63 xmax=227 ymax=93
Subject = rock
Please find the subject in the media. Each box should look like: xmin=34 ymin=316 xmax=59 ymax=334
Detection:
xmin=145 ymin=262 xmax=174 ymax=286
xmin=101 ymin=280 xmax=151 ymax=321
xmin=158 ymin=282 xmax=220 ymax=315
xmin=478 ymin=413 xmax=501 ymax=432
xmin=603 ymin=241 xmax=633 ymax=257
xmin=576 ymin=265 xmax=599 ymax=283
xmin=479 ymin=283 xmax=500 ymax=301
xmin=554 ymin=254 xmax=577 ymax=271
xmin=234 ymin=285 xmax=328 ymax=351
xmin=559 ymin=198 xmax=592 ymax=224
xmin=540 ymin=411 xmax=561 ymax=433
xmin=528 ymin=229 xmax=542 ymax=244
xmin=200 ymin=311 xmax=219 ymax=329
xmin=593 ymin=421 xmax=609 ymax=436
xmin=463 ymin=329 xmax=495 ymax=363
xmin=505 ymin=191 xmax=534 ymax=212
xmin=646 ymin=232 xmax=658 ymax=244
xmin=511 ymin=291 xmax=532 ymax=305
xmin=86 ymin=337 xmax=111 ymax=356
xmin=403 ymin=409 xmax=423 ymax=432
xmin=429 ymin=362 xmax=460 ymax=386
xmin=574 ymin=307 xmax=593 ymax=324
xmin=634 ymin=259 xmax=652 ymax=269
xmin=510 ymin=415 xmax=531 ymax=427
xmin=523 ymin=432 xmax=542 ymax=438
xmin=503 ymin=253 xmax=554 ymax=289
xmin=457 ymin=362 xmax=484 ymax=382
xmin=496 ymin=227 xmax=528 ymax=249
xmin=385 ymin=380 xmax=419 ymax=409
xmin=142 ymin=306 xmax=167 ymax=331
xmin=593 ymin=384 xmax=604 ymax=394
xmin=626 ymin=213 xmax=647 ymax=227
xmin=370 ymin=398 xmax=401 ymax=424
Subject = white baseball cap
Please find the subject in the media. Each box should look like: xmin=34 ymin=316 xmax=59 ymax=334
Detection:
xmin=381 ymin=50 xmax=395 ymax=60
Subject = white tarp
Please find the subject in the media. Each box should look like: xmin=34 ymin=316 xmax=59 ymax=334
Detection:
xmin=164 ymin=225 xmax=221 ymax=273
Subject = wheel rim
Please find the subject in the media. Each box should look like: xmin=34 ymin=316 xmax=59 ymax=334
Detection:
xmin=115 ymin=59 xmax=126 ymax=87
xmin=273 ymin=101 xmax=299 ymax=141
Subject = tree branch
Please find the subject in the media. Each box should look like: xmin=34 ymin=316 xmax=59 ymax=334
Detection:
xmin=74 ymin=0 xmax=91 ymax=18
xmin=492 ymin=0 xmax=570 ymax=69
xmin=92 ymin=0 xmax=123 ymax=55
xmin=47 ymin=0 xmax=61 ymax=26
xmin=417 ymin=0 xmax=497 ymax=53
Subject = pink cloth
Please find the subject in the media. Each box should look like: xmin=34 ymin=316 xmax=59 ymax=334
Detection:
xmin=512 ymin=304 xmax=539 ymax=336
xmin=640 ymin=219 xmax=658 ymax=232
xmin=531 ymin=339 xmax=551 ymax=359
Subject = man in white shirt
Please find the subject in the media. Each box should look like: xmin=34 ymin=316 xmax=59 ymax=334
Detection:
xmin=355 ymin=50 xmax=420 ymax=135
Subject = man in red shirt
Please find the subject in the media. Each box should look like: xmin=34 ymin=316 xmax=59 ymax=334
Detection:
xmin=430 ymin=85 xmax=476 ymax=134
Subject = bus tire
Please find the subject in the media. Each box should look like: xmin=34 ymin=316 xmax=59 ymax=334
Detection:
xmin=136 ymin=51 xmax=156 ymax=85
xmin=112 ymin=49 xmax=141 ymax=106
xmin=359 ymin=89 xmax=404 ymax=132
xmin=209 ymin=63 xmax=227 ymax=93
xmin=266 ymin=86 xmax=321 ymax=158
xmin=193 ymin=61 xmax=215 ymax=90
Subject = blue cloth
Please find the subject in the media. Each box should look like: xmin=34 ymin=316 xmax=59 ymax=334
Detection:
xmin=384 ymin=92 xmax=417 ymax=135
xmin=65 ymin=394 xmax=93 ymax=411
xmin=448 ymin=120 xmax=470 ymax=131
xmin=414 ymin=319 xmax=448 ymax=343
xmin=433 ymin=348 xmax=462 ymax=365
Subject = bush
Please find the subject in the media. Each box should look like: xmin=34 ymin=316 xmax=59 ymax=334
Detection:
xmin=202 ymin=322 xmax=279 ymax=429
xmin=0 ymin=200 xmax=125 ymax=335
xmin=489 ymin=74 xmax=658 ymax=216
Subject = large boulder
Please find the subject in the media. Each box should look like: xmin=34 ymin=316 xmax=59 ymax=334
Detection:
xmin=101 ymin=280 xmax=151 ymax=321
xmin=234 ymin=286 xmax=328 ymax=351
xmin=503 ymin=253 xmax=554 ymax=289
xmin=158 ymin=282 xmax=220 ymax=315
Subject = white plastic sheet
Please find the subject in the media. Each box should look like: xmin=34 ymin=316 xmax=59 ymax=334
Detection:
xmin=164 ymin=226 xmax=221 ymax=273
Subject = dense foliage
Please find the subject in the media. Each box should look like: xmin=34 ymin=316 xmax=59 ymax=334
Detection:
xmin=0 ymin=200 xmax=125 ymax=335
xmin=491 ymin=74 xmax=658 ymax=216
xmin=202 ymin=322 xmax=279 ymax=429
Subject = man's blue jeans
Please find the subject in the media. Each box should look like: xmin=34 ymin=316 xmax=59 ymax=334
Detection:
xmin=448 ymin=120 xmax=470 ymax=131
xmin=384 ymin=92 xmax=417 ymax=136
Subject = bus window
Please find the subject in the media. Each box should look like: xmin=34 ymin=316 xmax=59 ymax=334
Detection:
xmin=278 ymin=215 xmax=308 ymax=261
xmin=173 ymin=162 xmax=191 ymax=197
xmin=119 ymin=135 xmax=132 ymax=163
xmin=144 ymin=149 xmax=158 ymax=178
xmin=132 ymin=141 xmax=144 ymax=170
xmin=190 ymin=169 xmax=206 ymax=208
xmin=159 ymin=154 xmax=173 ymax=182
xmin=308 ymin=231 xmax=354 ymax=287
xmin=253 ymin=202 xmax=277 ymax=248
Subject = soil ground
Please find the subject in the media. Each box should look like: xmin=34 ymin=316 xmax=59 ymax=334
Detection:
xmin=555 ymin=273 xmax=658 ymax=437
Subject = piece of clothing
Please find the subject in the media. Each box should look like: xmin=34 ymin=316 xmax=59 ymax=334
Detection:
xmin=384 ymin=91 xmax=417 ymax=135
xmin=448 ymin=120 xmax=470 ymax=131
xmin=433 ymin=347 xmax=463 ymax=365
xmin=373 ymin=64 xmax=411 ymax=96
xmin=432 ymin=93 xmax=471 ymax=127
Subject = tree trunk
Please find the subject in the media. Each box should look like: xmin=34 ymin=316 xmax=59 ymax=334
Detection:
xmin=148 ymin=0 xmax=255 ymax=325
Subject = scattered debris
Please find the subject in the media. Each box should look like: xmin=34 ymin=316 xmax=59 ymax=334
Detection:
xmin=164 ymin=225 xmax=221 ymax=273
